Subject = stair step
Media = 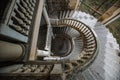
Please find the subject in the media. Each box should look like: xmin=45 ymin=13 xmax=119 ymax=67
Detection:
xmin=62 ymin=11 xmax=66 ymax=19
xmin=69 ymin=10 xmax=74 ymax=18
xmin=104 ymin=71 xmax=117 ymax=80
xmin=103 ymin=64 xmax=120 ymax=80
xmin=105 ymin=48 xmax=120 ymax=62
xmin=60 ymin=11 xmax=63 ymax=19
xmin=90 ymin=63 xmax=105 ymax=79
xmin=65 ymin=10 xmax=70 ymax=18
xmin=89 ymin=68 xmax=104 ymax=80
xmin=72 ymin=11 xmax=78 ymax=18
xmin=83 ymin=69 xmax=96 ymax=80
xmin=105 ymin=55 xmax=120 ymax=70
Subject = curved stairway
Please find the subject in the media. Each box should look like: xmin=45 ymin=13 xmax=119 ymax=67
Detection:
xmin=58 ymin=10 xmax=97 ymax=28
xmin=50 ymin=10 xmax=99 ymax=75
xmin=1 ymin=9 xmax=119 ymax=80
xmin=51 ymin=10 xmax=120 ymax=80
xmin=0 ymin=10 xmax=99 ymax=80
xmin=0 ymin=1 xmax=120 ymax=80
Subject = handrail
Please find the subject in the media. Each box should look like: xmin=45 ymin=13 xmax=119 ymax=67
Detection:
xmin=12 ymin=64 xmax=54 ymax=75
xmin=53 ymin=18 xmax=99 ymax=72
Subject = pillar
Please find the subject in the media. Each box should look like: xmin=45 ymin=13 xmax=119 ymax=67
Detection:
xmin=0 ymin=41 xmax=24 ymax=62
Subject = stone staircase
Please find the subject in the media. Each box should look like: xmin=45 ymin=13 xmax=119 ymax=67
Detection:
xmin=48 ymin=10 xmax=98 ymax=79
xmin=55 ymin=10 xmax=120 ymax=80
xmin=81 ymin=22 xmax=120 ymax=80
xmin=58 ymin=10 xmax=97 ymax=28
xmin=0 ymin=8 xmax=119 ymax=80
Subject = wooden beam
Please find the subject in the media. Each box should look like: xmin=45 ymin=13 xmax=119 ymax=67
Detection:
xmin=29 ymin=0 xmax=44 ymax=60
xmin=103 ymin=8 xmax=120 ymax=25
xmin=99 ymin=0 xmax=120 ymax=23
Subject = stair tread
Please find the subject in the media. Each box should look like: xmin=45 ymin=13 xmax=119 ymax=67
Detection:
xmin=55 ymin=11 xmax=120 ymax=80
xmin=83 ymin=69 xmax=96 ymax=80
xmin=89 ymin=68 xmax=104 ymax=80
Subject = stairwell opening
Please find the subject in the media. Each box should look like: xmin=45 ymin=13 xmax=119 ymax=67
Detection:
xmin=51 ymin=34 xmax=73 ymax=57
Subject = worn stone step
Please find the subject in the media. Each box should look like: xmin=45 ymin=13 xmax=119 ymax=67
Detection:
xmin=89 ymin=68 xmax=104 ymax=80
xmin=83 ymin=69 xmax=96 ymax=80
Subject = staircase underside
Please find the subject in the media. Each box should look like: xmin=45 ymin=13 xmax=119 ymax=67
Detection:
xmin=0 ymin=1 xmax=120 ymax=79
xmin=66 ymin=22 xmax=120 ymax=80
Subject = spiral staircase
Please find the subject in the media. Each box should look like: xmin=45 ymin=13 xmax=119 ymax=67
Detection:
xmin=1 ymin=10 xmax=98 ymax=80
xmin=0 ymin=0 xmax=120 ymax=80
xmin=49 ymin=9 xmax=119 ymax=80
xmin=50 ymin=10 xmax=99 ymax=79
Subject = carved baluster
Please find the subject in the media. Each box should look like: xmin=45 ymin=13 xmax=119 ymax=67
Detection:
xmin=14 ymin=8 xmax=31 ymax=26
xmin=24 ymin=0 xmax=34 ymax=11
xmin=21 ymin=0 xmax=33 ymax=15
xmin=12 ymin=16 xmax=29 ymax=30
xmin=30 ymin=0 xmax=36 ymax=7
xmin=33 ymin=0 xmax=36 ymax=3
xmin=17 ymin=3 xmax=32 ymax=20
xmin=10 ymin=23 xmax=22 ymax=32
